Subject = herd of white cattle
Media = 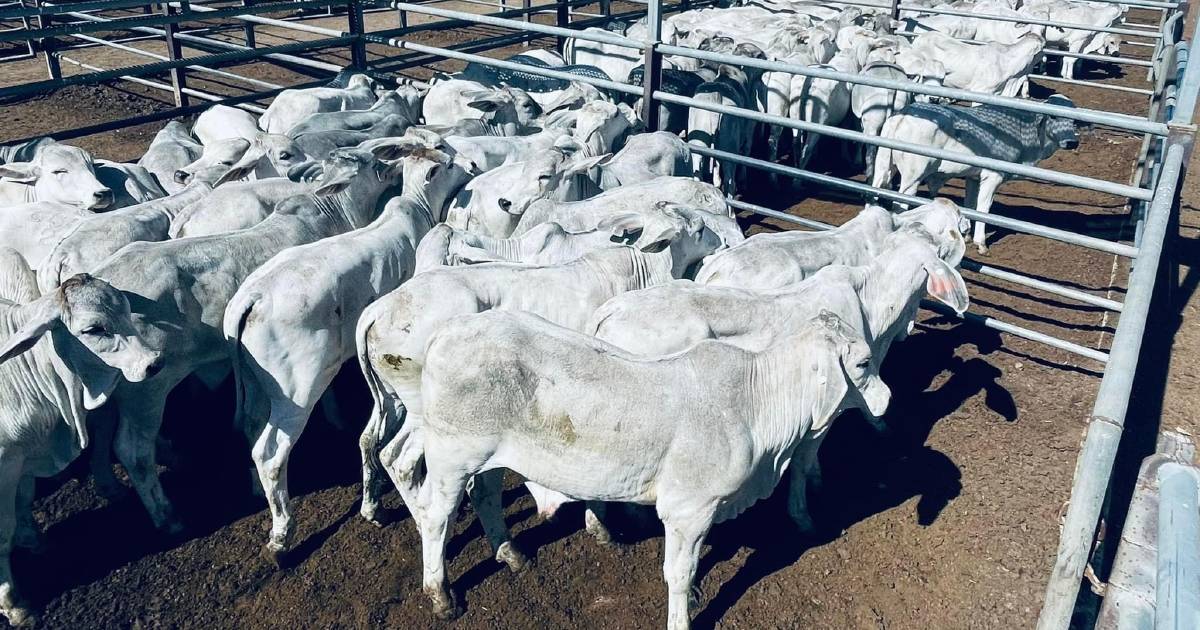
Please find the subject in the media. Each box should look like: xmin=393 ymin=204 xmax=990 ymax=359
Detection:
xmin=0 ymin=0 xmax=1122 ymax=626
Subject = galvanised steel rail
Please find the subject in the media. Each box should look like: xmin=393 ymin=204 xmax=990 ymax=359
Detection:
xmin=56 ymin=53 xmax=270 ymax=112
xmin=842 ymin=0 xmax=1167 ymax=37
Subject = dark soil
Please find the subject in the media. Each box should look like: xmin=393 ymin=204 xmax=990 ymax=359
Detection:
xmin=2 ymin=5 xmax=1198 ymax=630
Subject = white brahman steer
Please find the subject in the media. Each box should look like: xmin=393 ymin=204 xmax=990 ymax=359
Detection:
xmin=1021 ymin=0 xmax=1122 ymax=78
xmin=283 ymin=85 xmax=424 ymax=136
xmin=173 ymin=133 xmax=308 ymax=187
xmin=793 ymin=49 xmax=859 ymax=172
xmin=695 ymin=200 xmax=966 ymax=290
xmin=95 ymin=161 xmax=167 ymax=208
xmin=408 ymin=309 xmax=888 ymax=628
xmin=871 ymin=97 xmax=1079 ymax=253
xmin=0 ymin=143 xmax=113 ymax=210
xmin=138 ymin=121 xmax=202 ymax=194
xmin=850 ymin=61 xmax=913 ymax=174
xmin=356 ymin=237 xmax=722 ymax=529
xmin=687 ymin=65 xmax=758 ymax=197
xmin=512 ymin=177 xmax=731 ymax=237
xmin=419 ymin=200 xmax=729 ymax=271
xmin=168 ymin=174 xmax=318 ymax=238
xmin=593 ymin=131 xmax=693 ymax=189
xmin=446 ymin=145 xmax=609 ymax=238
xmin=192 ymin=104 xmax=260 ymax=145
xmin=590 ymin=226 xmax=969 ymax=534
xmin=258 ymin=73 xmax=378 ymax=134
xmin=224 ymin=142 xmax=462 ymax=562
xmin=37 ymin=182 xmax=217 ymax=294
xmin=908 ymin=31 xmax=1044 ymax=97
xmin=86 ymin=140 xmax=403 ymax=533
xmin=422 ymin=80 xmax=542 ymax=129
xmin=0 ymin=249 xmax=160 ymax=626
xmin=0 ymin=203 xmax=93 ymax=271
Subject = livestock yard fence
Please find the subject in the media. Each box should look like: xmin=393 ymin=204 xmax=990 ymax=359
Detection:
xmin=1 ymin=0 xmax=1199 ymax=626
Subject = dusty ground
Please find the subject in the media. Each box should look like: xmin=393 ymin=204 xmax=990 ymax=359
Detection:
xmin=0 ymin=4 xmax=1197 ymax=630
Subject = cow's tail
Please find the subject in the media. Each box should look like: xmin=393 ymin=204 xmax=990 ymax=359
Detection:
xmin=355 ymin=302 xmax=404 ymax=492
xmin=224 ymin=291 xmax=260 ymax=442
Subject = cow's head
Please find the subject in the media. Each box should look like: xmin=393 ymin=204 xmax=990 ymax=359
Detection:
xmin=573 ymin=101 xmax=630 ymax=156
xmin=0 ymin=272 xmax=161 ymax=409
xmin=598 ymin=204 xmax=725 ymax=278
xmin=1043 ymin=95 xmax=1079 ymax=151
xmin=0 ymin=143 xmax=113 ymax=210
xmin=893 ymin=198 xmax=968 ymax=267
xmin=789 ymin=309 xmax=891 ymax=432
xmin=464 ymin=87 xmax=542 ymax=127
xmin=174 ymin=137 xmax=250 ymax=186
xmin=495 ymin=146 xmax=610 ymax=217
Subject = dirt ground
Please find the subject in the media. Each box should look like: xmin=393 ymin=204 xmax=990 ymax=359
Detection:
xmin=1 ymin=4 xmax=1198 ymax=630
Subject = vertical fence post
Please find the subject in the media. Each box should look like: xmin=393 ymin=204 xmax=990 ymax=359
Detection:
xmin=347 ymin=0 xmax=367 ymax=69
xmin=241 ymin=0 xmax=256 ymax=47
xmin=890 ymin=0 xmax=902 ymax=25
xmin=33 ymin=0 xmax=61 ymax=80
xmin=640 ymin=0 xmax=662 ymax=131
xmin=162 ymin=0 xmax=189 ymax=107
xmin=555 ymin=0 xmax=569 ymax=50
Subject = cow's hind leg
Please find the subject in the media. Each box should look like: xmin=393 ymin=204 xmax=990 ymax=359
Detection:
xmin=467 ymin=468 xmax=528 ymax=572
xmin=970 ymin=171 xmax=1003 ymax=255
xmin=359 ymin=397 xmax=404 ymax=526
xmin=660 ymin=508 xmax=714 ymax=630
xmin=0 ymin=451 xmax=31 ymax=627
xmin=253 ymin=395 xmax=318 ymax=565
xmin=415 ymin=465 xmax=469 ymax=620
xmin=12 ymin=477 xmax=39 ymax=555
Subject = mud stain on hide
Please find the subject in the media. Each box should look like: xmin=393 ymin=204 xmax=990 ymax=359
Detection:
xmin=550 ymin=413 xmax=578 ymax=445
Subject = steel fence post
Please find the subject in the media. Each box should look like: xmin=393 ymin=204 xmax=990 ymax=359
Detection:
xmin=521 ymin=0 xmax=529 ymax=47
xmin=556 ymin=0 xmax=569 ymax=50
xmin=163 ymin=0 xmax=188 ymax=107
xmin=33 ymin=0 xmax=61 ymax=79
xmin=640 ymin=0 xmax=662 ymax=130
xmin=241 ymin=0 xmax=256 ymax=47
xmin=348 ymin=0 xmax=367 ymax=69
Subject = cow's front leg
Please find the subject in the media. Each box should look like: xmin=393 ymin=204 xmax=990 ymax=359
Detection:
xmin=660 ymin=509 xmax=714 ymax=630
xmin=0 ymin=451 xmax=32 ymax=627
xmin=112 ymin=382 xmax=182 ymax=535
xmin=467 ymin=468 xmax=528 ymax=572
xmin=971 ymin=171 xmax=1005 ymax=255
xmin=12 ymin=476 xmax=40 ymax=555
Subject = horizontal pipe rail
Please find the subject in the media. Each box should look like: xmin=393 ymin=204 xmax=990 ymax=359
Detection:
xmin=61 ymin=10 xmax=343 ymax=71
xmin=56 ymin=53 xmax=269 ymax=113
xmin=922 ymin=299 xmax=1110 ymax=362
xmin=0 ymin=0 xmax=339 ymax=43
xmin=726 ymin=197 xmax=1124 ymax=311
xmin=386 ymin=0 xmax=641 ymax=48
xmin=657 ymin=89 xmax=1153 ymax=200
xmin=694 ymin=145 xmax=1139 ymax=257
xmin=367 ymin=34 xmax=644 ymax=94
xmin=0 ymin=34 xmax=355 ymax=98
xmin=0 ymin=0 xmax=153 ymax=20
xmin=179 ymin=2 xmax=347 ymax=36
xmin=1028 ymin=73 xmax=1157 ymax=95
xmin=847 ymin=0 xmax=1165 ymax=37
xmin=63 ymin=31 xmax=283 ymax=90
xmin=655 ymin=43 xmax=1168 ymax=136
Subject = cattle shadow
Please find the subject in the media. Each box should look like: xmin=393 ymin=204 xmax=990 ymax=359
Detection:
xmin=686 ymin=319 xmax=1015 ymax=627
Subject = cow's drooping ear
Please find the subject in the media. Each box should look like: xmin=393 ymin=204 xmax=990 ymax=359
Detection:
xmin=0 ymin=297 xmax=60 ymax=364
xmin=563 ymin=153 xmax=611 ymax=177
xmin=923 ymin=258 xmax=969 ymax=314
xmin=0 ymin=162 xmax=40 ymax=183
xmin=464 ymin=91 xmax=508 ymax=113
xmin=214 ymin=144 xmax=267 ymax=186
xmin=597 ymin=213 xmax=645 ymax=243
xmin=804 ymin=310 xmax=852 ymax=428
xmin=361 ymin=137 xmax=420 ymax=161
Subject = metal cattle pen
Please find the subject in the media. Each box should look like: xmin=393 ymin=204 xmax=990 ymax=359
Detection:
xmin=0 ymin=0 xmax=1197 ymax=626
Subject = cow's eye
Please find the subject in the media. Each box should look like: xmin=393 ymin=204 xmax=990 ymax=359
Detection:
xmin=220 ymin=161 xmax=234 ymax=166
xmin=82 ymin=325 xmax=110 ymax=337
xmin=538 ymin=174 xmax=552 ymax=181
xmin=278 ymin=152 xmax=292 ymax=160
xmin=52 ymin=169 xmax=68 ymax=175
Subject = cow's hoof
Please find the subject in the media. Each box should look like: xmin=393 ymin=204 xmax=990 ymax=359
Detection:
xmin=496 ymin=541 xmax=530 ymax=573
xmin=263 ymin=542 xmax=290 ymax=569
xmin=4 ymin=604 xmax=36 ymax=627
xmin=427 ymin=589 xmax=461 ymax=620
xmin=975 ymin=242 xmax=989 ymax=256
xmin=361 ymin=505 xmax=393 ymax=528
xmin=585 ymin=516 xmax=614 ymax=546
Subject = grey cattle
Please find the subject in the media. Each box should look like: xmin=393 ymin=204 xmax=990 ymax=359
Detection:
xmin=422 ymin=80 xmax=542 ymax=129
xmin=418 ymin=203 xmax=724 ymax=271
xmin=169 ymin=174 xmax=318 ymax=239
xmin=356 ymin=242 xmax=720 ymax=530
xmin=224 ymin=143 xmax=462 ymax=561
xmin=850 ymin=61 xmax=913 ymax=174
xmin=0 ymin=144 xmax=113 ymax=210
xmin=408 ymin=309 xmax=888 ymax=628
xmin=0 ymin=202 xmax=93 ymax=270
xmin=259 ymin=74 xmax=378 ymax=134
xmin=871 ymin=98 xmax=1079 ymax=253
xmin=0 ymin=250 xmax=159 ymax=626
xmin=138 ymin=122 xmax=202 ymax=194
xmin=284 ymin=86 xmax=423 ymax=136
xmin=95 ymin=161 xmax=167 ymax=208
xmin=908 ymin=31 xmax=1044 ymax=97
xmin=174 ymin=133 xmax=308 ymax=187
xmin=37 ymin=182 xmax=216 ymax=294
xmin=687 ymin=63 xmax=759 ymax=197
xmin=695 ymin=200 xmax=966 ymax=289
xmin=513 ymin=177 xmax=731 ymax=237
xmin=594 ymin=131 xmax=692 ymax=189
xmin=192 ymin=104 xmax=260 ymax=145
xmin=446 ymin=146 xmax=609 ymax=238
xmin=591 ymin=226 xmax=969 ymax=533
xmin=87 ymin=141 xmax=401 ymax=533
xmin=290 ymin=114 xmax=413 ymax=161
